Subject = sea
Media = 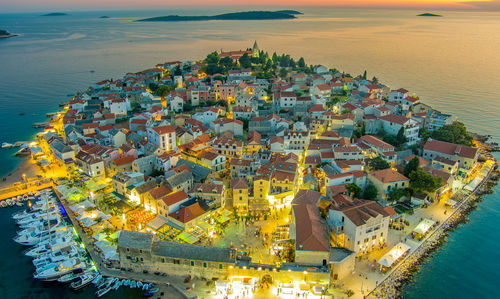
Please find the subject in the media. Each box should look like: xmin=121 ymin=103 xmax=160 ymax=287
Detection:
xmin=0 ymin=7 xmax=499 ymax=298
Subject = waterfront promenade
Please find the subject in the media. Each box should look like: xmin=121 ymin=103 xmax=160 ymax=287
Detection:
xmin=54 ymin=189 xmax=191 ymax=299
xmin=365 ymin=160 xmax=497 ymax=299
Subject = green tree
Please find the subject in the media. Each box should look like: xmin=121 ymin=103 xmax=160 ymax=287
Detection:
xmin=205 ymin=51 xmax=220 ymax=65
xmin=279 ymin=68 xmax=288 ymax=78
xmin=346 ymin=183 xmax=362 ymax=198
xmin=396 ymin=127 xmax=408 ymax=146
xmin=239 ymin=53 xmax=251 ymax=68
xmin=148 ymin=82 xmax=159 ymax=93
xmin=341 ymin=109 xmax=352 ymax=115
xmin=236 ymin=117 xmax=249 ymax=130
xmin=220 ymin=56 xmax=233 ymax=69
xmin=298 ymin=57 xmax=306 ymax=68
xmin=363 ymin=70 xmax=367 ymax=79
xmin=388 ymin=188 xmax=409 ymax=202
xmin=173 ymin=65 xmax=182 ymax=76
xmin=368 ymin=156 xmax=390 ymax=171
xmin=183 ymin=103 xmax=194 ymax=112
xmin=404 ymin=157 xmax=420 ymax=177
xmin=363 ymin=184 xmax=378 ymax=201
xmin=155 ymin=85 xmax=172 ymax=101
xmin=409 ymin=168 xmax=443 ymax=193
xmin=430 ymin=122 xmax=473 ymax=146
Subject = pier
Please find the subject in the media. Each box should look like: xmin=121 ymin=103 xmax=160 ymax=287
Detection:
xmin=32 ymin=122 xmax=50 ymax=128
xmin=0 ymin=178 xmax=54 ymax=201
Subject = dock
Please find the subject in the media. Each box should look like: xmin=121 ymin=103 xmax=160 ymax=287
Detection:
xmin=32 ymin=122 xmax=50 ymax=128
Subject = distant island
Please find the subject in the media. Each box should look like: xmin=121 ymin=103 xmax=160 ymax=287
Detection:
xmin=275 ymin=10 xmax=302 ymax=15
xmin=0 ymin=29 xmax=18 ymax=39
xmin=417 ymin=13 xmax=442 ymax=17
xmin=41 ymin=12 xmax=68 ymax=16
xmin=137 ymin=10 xmax=300 ymax=22
xmin=99 ymin=16 xmax=110 ymax=19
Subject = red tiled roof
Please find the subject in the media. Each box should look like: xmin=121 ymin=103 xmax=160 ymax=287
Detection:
xmin=162 ymin=190 xmax=189 ymax=206
xmin=423 ymin=139 xmax=477 ymax=159
xmin=370 ymin=168 xmax=408 ymax=183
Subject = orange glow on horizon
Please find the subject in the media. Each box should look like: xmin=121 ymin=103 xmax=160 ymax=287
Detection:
xmin=0 ymin=0 xmax=495 ymax=12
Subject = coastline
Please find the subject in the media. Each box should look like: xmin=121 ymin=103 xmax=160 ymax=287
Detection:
xmin=0 ymin=34 xmax=19 ymax=39
xmin=0 ymin=157 xmax=41 ymax=189
xmin=368 ymin=159 xmax=499 ymax=298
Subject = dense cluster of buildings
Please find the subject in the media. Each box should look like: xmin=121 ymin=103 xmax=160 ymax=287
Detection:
xmin=38 ymin=44 xmax=480 ymax=291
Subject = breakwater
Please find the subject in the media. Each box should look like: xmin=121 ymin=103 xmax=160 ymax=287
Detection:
xmin=367 ymin=160 xmax=499 ymax=299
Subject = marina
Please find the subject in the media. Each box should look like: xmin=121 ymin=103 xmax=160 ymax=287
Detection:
xmin=5 ymin=188 xmax=165 ymax=298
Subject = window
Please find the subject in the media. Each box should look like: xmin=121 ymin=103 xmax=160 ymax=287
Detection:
xmin=174 ymin=259 xmax=180 ymax=264
xmin=190 ymin=261 xmax=195 ymax=266
xmin=162 ymin=258 xmax=165 ymax=263
xmin=203 ymin=262 xmax=207 ymax=268
xmin=219 ymin=264 xmax=223 ymax=269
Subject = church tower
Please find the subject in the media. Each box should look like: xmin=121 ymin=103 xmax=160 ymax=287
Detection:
xmin=252 ymin=40 xmax=259 ymax=58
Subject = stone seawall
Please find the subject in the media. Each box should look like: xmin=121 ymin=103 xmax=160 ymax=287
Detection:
xmin=367 ymin=161 xmax=499 ymax=299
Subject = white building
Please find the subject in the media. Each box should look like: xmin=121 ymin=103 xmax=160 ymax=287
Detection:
xmin=379 ymin=114 xmax=420 ymax=146
xmin=146 ymin=125 xmax=177 ymax=152
xmin=328 ymin=194 xmax=390 ymax=253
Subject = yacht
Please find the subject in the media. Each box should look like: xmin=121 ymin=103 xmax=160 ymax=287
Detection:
xmin=15 ymin=228 xmax=69 ymax=246
xmin=34 ymin=258 xmax=86 ymax=281
xmin=71 ymin=272 xmax=98 ymax=290
xmin=25 ymin=240 xmax=77 ymax=257
xmin=17 ymin=212 xmax=60 ymax=226
xmin=18 ymin=216 xmax=63 ymax=230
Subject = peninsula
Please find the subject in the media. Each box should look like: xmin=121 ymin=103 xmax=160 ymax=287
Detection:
xmin=0 ymin=29 xmax=18 ymax=39
xmin=1 ymin=42 xmax=498 ymax=299
xmin=137 ymin=10 xmax=299 ymax=22
xmin=41 ymin=12 xmax=68 ymax=16
xmin=417 ymin=13 xmax=442 ymax=17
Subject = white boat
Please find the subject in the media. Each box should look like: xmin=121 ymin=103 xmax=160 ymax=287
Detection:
xmin=15 ymin=225 xmax=68 ymax=245
xmin=137 ymin=281 xmax=143 ymax=288
xmin=112 ymin=279 xmax=122 ymax=290
xmin=92 ymin=274 xmax=103 ymax=286
xmin=71 ymin=272 xmax=98 ymax=290
xmin=18 ymin=216 xmax=63 ymax=230
xmin=16 ymin=211 xmax=60 ymax=226
xmin=123 ymin=279 xmax=129 ymax=287
xmin=130 ymin=280 xmax=136 ymax=288
xmin=96 ymin=285 xmax=112 ymax=297
xmin=34 ymin=258 xmax=85 ymax=280
xmin=149 ymin=287 xmax=159 ymax=293
xmin=13 ymin=204 xmax=57 ymax=220
xmin=25 ymin=239 xmax=77 ymax=257
xmin=58 ymin=272 xmax=79 ymax=283
xmin=33 ymin=245 xmax=81 ymax=267
xmin=15 ymin=228 xmax=69 ymax=246
xmin=2 ymin=142 xmax=14 ymax=148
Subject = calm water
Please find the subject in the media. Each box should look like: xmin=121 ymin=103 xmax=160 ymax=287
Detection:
xmin=0 ymin=8 xmax=499 ymax=298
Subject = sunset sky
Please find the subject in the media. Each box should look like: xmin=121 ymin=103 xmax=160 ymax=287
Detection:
xmin=0 ymin=0 xmax=499 ymax=13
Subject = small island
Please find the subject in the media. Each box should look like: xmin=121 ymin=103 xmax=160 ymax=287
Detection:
xmin=275 ymin=10 xmax=303 ymax=15
xmin=41 ymin=12 xmax=68 ymax=16
xmin=0 ymin=29 xmax=18 ymax=39
xmin=417 ymin=13 xmax=442 ymax=17
xmin=99 ymin=16 xmax=110 ymax=19
xmin=137 ymin=10 xmax=299 ymax=22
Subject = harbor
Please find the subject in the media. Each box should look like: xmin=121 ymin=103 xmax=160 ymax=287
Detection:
xmin=5 ymin=188 xmax=172 ymax=298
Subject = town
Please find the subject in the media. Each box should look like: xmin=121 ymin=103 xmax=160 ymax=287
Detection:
xmin=2 ymin=42 xmax=498 ymax=299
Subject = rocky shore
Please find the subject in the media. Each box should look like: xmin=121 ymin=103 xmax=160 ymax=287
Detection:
xmin=368 ymin=159 xmax=499 ymax=298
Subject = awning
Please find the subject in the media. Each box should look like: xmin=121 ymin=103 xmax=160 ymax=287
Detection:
xmin=176 ymin=231 xmax=199 ymax=244
xmin=378 ymin=243 xmax=410 ymax=268
xmin=216 ymin=215 xmax=231 ymax=223
xmin=413 ymin=219 xmax=435 ymax=235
